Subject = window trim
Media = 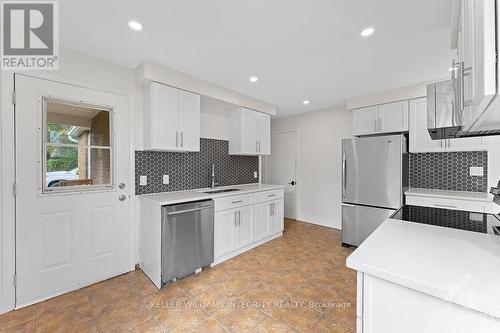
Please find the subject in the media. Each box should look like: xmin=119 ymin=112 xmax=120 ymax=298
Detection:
xmin=40 ymin=96 xmax=115 ymax=195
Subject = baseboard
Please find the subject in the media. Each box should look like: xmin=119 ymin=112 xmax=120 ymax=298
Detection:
xmin=294 ymin=218 xmax=341 ymax=231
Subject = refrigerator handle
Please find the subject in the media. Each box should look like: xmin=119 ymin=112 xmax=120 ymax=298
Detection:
xmin=342 ymin=151 xmax=346 ymax=199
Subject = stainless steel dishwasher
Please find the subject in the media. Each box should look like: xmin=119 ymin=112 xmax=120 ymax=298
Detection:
xmin=161 ymin=200 xmax=214 ymax=285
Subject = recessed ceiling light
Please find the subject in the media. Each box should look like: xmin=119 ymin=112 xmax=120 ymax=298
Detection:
xmin=361 ymin=27 xmax=375 ymax=37
xmin=249 ymin=76 xmax=258 ymax=83
xmin=303 ymin=100 xmax=310 ymax=105
xmin=128 ymin=21 xmax=143 ymax=31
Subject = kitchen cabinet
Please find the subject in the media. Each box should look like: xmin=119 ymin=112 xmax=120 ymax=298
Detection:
xmin=254 ymin=202 xmax=271 ymax=241
xmin=352 ymin=106 xmax=378 ymax=136
xmin=269 ymin=199 xmax=284 ymax=234
xmin=214 ymin=209 xmax=237 ymax=259
xmin=213 ymin=189 xmax=284 ymax=264
xmin=409 ymin=97 xmax=488 ymax=153
xmin=229 ymin=108 xmax=271 ymax=155
xmin=455 ymin=0 xmax=497 ymax=132
xmin=357 ymin=272 xmax=500 ymax=333
xmin=237 ymin=206 xmax=254 ymax=248
xmin=143 ymin=82 xmax=200 ymax=151
xmin=352 ymin=101 xmax=408 ymax=136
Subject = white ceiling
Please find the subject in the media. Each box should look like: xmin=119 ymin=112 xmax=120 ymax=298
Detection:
xmin=60 ymin=0 xmax=454 ymax=117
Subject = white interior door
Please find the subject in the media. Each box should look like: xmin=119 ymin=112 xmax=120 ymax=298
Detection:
xmin=265 ymin=131 xmax=297 ymax=219
xmin=15 ymin=74 xmax=133 ymax=307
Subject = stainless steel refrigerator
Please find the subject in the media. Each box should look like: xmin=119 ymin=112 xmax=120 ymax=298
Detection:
xmin=341 ymin=134 xmax=407 ymax=247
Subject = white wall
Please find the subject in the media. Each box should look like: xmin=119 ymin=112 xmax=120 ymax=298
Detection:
xmin=269 ymin=108 xmax=352 ymax=229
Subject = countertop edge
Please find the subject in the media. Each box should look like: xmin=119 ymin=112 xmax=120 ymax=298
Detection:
xmin=346 ymin=257 xmax=500 ymax=319
xmin=138 ymin=184 xmax=285 ymax=206
xmin=405 ymin=188 xmax=492 ymax=202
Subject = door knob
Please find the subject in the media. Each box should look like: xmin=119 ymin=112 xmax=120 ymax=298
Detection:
xmin=119 ymin=195 xmax=126 ymax=201
xmin=288 ymin=181 xmax=296 ymax=185
xmin=119 ymin=183 xmax=126 ymax=189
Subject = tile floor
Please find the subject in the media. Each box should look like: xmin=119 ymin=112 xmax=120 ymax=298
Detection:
xmin=0 ymin=219 xmax=356 ymax=332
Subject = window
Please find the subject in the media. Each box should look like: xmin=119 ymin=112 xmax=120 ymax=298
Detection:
xmin=42 ymin=98 xmax=113 ymax=193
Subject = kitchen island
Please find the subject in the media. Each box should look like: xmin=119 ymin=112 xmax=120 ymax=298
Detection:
xmin=346 ymin=218 xmax=500 ymax=333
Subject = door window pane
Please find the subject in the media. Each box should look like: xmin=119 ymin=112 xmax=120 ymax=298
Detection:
xmin=43 ymin=99 xmax=113 ymax=193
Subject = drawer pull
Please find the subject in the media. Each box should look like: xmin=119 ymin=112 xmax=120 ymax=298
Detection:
xmin=434 ymin=204 xmax=458 ymax=209
xmin=231 ymin=200 xmax=243 ymax=204
xmin=267 ymin=194 xmax=277 ymax=197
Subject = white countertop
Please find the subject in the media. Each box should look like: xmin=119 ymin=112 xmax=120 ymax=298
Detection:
xmin=139 ymin=183 xmax=284 ymax=206
xmin=346 ymin=218 xmax=500 ymax=318
xmin=406 ymin=188 xmax=492 ymax=202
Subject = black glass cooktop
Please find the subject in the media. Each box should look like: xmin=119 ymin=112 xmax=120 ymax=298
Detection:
xmin=391 ymin=205 xmax=500 ymax=235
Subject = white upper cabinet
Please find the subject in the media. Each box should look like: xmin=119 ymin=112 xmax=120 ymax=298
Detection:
xmin=352 ymin=106 xmax=378 ymax=136
xmin=229 ymin=108 xmax=271 ymax=155
xmin=353 ymin=101 xmax=408 ymax=136
xmin=456 ymin=0 xmax=497 ymax=131
xmin=378 ymin=101 xmax=409 ymax=133
xmin=410 ymin=97 xmax=488 ymax=153
xmin=178 ymin=89 xmax=201 ymax=151
xmin=144 ymin=82 xmax=200 ymax=151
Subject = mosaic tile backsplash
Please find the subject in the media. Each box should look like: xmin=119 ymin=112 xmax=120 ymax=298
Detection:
xmin=135 ymin=138 xmax=259 ymax=195
xmin=409 ymin=151 xmax=488 ymax=192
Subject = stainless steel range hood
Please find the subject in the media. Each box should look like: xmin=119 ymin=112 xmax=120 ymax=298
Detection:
xmin=427 ymin=80 xmax=461 ymax=139
xmin=427 ymin=80 xmax=500 ymax=139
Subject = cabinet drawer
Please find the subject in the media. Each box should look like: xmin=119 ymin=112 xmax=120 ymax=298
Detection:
xmin=405 ymin=195 xmax=487 ymax=212
xmin=255 ymin=189 xmax=284 ymax=203
xmin=214 ymin=194 xmax=254 ymax=212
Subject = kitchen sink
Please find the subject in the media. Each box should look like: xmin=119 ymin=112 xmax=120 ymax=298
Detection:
xmin=202 ymin=188 xmax=241 ymax=194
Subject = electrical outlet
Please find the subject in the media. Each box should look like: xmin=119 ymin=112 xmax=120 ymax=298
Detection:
xmin=163 ymin=175 xmax=170 ymax=185
xmin=469 ymin=167 xmax=484 ymax=177
xmin=139 ymin=175 xmax=147 ymax=186
xmin=254 ymin=171 xmax=258 ymax=179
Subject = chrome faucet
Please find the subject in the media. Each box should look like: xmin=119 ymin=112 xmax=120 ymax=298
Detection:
xmin=211 ymin=163 xmax=216 ymax=189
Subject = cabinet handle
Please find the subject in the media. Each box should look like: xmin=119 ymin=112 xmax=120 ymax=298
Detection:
xmin=234 ymin=211 xmax=238 ymax=227
xmin=176 ymin=131 xmax=179 ymax=147
xmin=270 ymin=203 xmax=274 ymax=216
xmin=267 ymin=194 xmax=277 ymax=198
xmin=374 ymin=118 xmax=377 ymax=132
xmin=435 ymin=204 xmax=458 ymax=209
xmin=256 ymin=141 xmax=259 ymax=153
xmin=231 ymin=200 xmax=243 ymax=204
xmin=238 ymin=210 xmax=241 ymax=226
xmin=181 ymin=131 xmax=184 ymax=147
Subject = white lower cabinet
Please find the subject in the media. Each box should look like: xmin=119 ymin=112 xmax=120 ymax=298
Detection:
xmin=214 ymin=209 xmax=238 ymax=258
xmin=213 ymin=190 xmax=284 ymax=264
xmin=358 ymin=272 xmax=500 ymax=333
xmin=254 ymin=202 xmax=271 ymax=241
xmin=237 ymin=206 xmax=254 ymax=248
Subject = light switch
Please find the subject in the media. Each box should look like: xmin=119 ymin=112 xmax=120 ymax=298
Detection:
xmin=469 ymin=167 xmax=484 ymax=177
xmin=139 ymin=175 xmax=147 ymax=186
xmin=254 ymin=171 xmax=258 ymax=179
xmin=163 ymin=175 xmax=170 ymax=185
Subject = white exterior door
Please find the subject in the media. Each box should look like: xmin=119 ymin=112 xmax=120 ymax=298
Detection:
xmin=265 ymin=131 xmax=297 ymax=219
xmin=15 ymin=74 xmax=133 ymax=307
